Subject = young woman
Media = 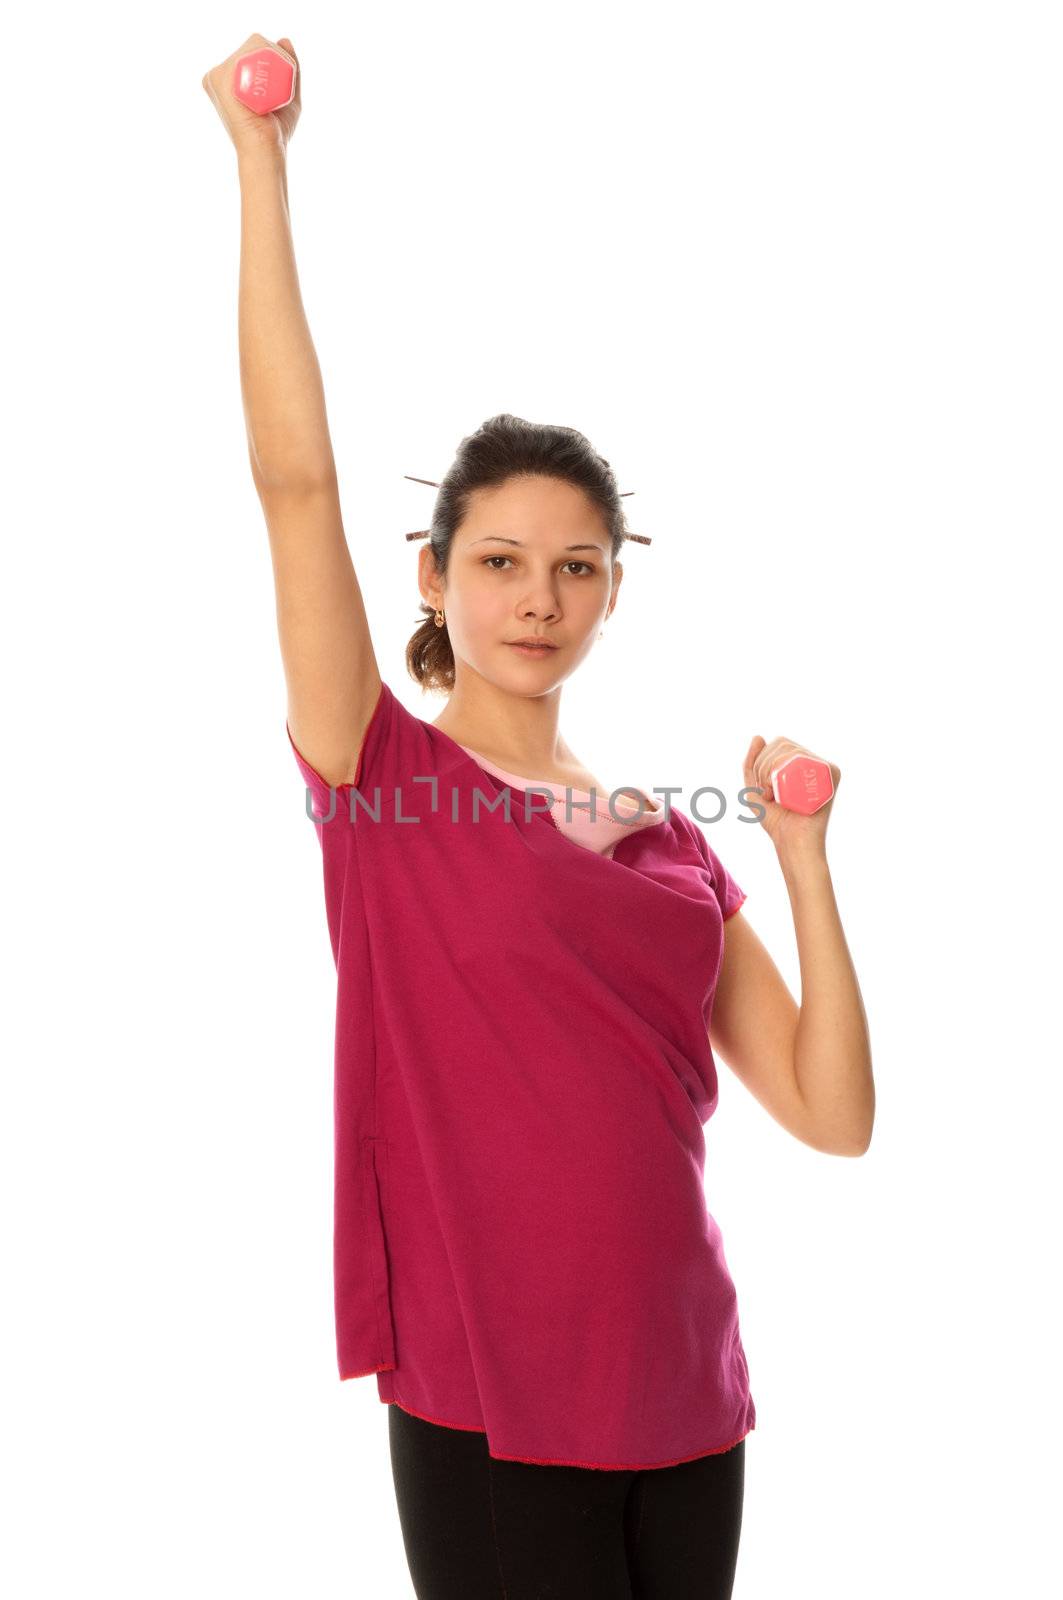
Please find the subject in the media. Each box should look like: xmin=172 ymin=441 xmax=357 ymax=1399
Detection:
xmin=204 ymin=34 xmax=875 ymax=1600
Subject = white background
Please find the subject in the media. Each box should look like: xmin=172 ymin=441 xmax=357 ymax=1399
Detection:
xmin=3 ymin=2 xmax=1059 ymax=1595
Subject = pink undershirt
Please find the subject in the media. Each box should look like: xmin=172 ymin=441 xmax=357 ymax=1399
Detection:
xmin=456 ymin=745 xmax=666 ymax=859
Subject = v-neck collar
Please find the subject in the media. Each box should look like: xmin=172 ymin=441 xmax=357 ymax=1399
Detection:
xmin=424 ymin=715 xmax=672 ymax=856
xmin=456 ymin=744 xmax=665 ymax=825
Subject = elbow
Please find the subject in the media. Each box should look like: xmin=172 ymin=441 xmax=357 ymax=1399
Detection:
xmin=804 ymin=1129 xmax=872 ymax=1158
xmin=798 ymin=1109 xmax=873 ymax=1158
xmin=802 ymin=1074 xmax=874 ymax=1159
xmin=829 ymin=1118 xmax=874 ymax=1158
xmin=785 ymin=1063 xmax=876 ymax=1157
xmin=833 ymin=1134 xmax=872 ymax=1158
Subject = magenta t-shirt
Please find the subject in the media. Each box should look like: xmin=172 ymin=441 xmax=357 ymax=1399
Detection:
xmin=287 ymin=679 xmax=755 ymax=1469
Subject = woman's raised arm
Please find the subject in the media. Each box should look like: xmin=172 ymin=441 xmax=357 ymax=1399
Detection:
xmin=204 ymin=35 xmax=381 ymax=788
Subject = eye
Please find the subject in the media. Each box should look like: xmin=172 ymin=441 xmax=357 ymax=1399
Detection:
xmin=481 ymin=556 xmax=596 ymax=576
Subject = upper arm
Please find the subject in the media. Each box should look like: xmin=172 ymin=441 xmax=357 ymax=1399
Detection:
xmin=261 ymin=479 xmax=382 ymax=788
xmin=709 ymin=908 xmax=820 ymax=1148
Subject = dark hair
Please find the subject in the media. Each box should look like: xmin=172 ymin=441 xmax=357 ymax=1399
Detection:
xmin=405 ymin=413 xmax=640 ymax=694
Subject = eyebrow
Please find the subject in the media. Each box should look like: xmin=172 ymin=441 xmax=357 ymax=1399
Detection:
xmin=468 ymin=536 xmax=608 ymax=553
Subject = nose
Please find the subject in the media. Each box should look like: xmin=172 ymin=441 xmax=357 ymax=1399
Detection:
xmin=519 ymin=583 xmax=561 ymax=622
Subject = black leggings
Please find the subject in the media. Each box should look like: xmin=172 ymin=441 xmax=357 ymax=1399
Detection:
xmin=387 ymin=1401 xmax=746 ymax=1599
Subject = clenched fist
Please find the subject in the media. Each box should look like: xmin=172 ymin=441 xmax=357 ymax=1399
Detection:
xmin=742 ymin=734 xmax=841 ymax=852
xmin=202 ymin=35 xmax=302 ymax=159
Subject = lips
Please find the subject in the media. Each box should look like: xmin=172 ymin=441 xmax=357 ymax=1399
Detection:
xmin=507 ymin=639 xmax=557 ymax=650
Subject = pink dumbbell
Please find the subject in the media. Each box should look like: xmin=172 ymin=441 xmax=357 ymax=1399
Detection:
xmin=232 ymin=45 xmax=297 ymax=115
xmin=769 ymin=754 xmax=834 ymax=816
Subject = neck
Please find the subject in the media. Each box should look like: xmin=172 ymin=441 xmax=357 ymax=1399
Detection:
xmin=432 ymin=673 xmax=573 ymax=770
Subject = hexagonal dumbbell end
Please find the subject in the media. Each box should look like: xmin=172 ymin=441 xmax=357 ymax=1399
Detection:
xmin=770 ymin=754 xmax=834 ymax=815
xmin=232 ymin=45 xmax=297 ymax=116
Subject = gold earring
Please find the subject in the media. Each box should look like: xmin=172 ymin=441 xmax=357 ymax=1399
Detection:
xmin=435 ymin=608 xmax=445 ymax=628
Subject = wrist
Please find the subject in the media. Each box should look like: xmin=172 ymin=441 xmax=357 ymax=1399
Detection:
xmin=236 ymin=140 xmax=287 ymax=179
xmin=774 ymin=833 xmax=830 ymax=880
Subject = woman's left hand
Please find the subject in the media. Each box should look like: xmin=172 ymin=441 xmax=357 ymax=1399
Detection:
xmin=742 ymin=735 xmax=841 ymax=852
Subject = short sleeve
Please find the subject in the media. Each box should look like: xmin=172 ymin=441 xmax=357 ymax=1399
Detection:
xmin=689 ymin=822 xmax=748 ymax=921
xmin=286 ymin=679 xmax=435 ymax=823
xmin=286 ymin=723 xmax=345 ymax=821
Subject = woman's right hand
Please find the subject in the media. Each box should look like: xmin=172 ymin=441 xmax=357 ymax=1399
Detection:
xmin=202 ymin=34 xmax=302 ymax=159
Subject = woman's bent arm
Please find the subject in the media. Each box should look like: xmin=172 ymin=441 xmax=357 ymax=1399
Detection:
xmin=237 ymin=145 xmax=380 ymax=785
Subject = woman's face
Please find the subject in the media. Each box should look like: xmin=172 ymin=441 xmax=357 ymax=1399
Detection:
xmin=421 ymin=475 xmax=621 ymax=691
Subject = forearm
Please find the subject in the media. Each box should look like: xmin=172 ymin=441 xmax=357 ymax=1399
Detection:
xmin=777 ymin=842 xmax=875 ymax=1155
xmin=237 ymin=147 xmax=336 ymax=491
